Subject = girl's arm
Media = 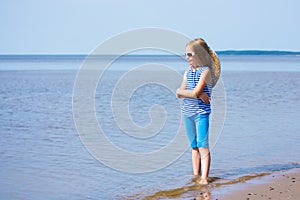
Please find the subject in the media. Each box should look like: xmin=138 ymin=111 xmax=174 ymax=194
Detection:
xmin=176 ymin=71 xmax=187 ymax=98
xmin=176 ymin=68 xmax=212 ymax=103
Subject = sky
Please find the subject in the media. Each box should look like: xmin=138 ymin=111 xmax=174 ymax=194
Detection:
xmin=1 ymin=0 xmax=299 ymax=54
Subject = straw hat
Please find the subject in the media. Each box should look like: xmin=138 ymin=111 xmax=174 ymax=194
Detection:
xmin=210 ymin=49 xmax=221 ymax=88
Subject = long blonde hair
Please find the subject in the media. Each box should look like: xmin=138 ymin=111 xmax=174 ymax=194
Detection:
xmin=186 ymin=39 xmax=213 ymax=68
xmin=188 ymin=38 xmax=221 ymax=87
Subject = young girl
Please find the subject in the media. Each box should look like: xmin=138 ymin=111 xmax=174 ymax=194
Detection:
xmin=176 ymin=38 xmax=220 ymax=185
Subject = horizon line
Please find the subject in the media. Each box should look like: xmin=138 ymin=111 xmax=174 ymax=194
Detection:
xmin=0 ymin=50 xmax=300 ymax=56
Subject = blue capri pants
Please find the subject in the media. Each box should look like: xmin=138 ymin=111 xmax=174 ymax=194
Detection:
xmin=184 ymin=113 xmax=209 ymax=149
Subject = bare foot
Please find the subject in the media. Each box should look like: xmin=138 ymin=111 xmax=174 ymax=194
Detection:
xmin=197 ymin=178 xmax=208 ymax=185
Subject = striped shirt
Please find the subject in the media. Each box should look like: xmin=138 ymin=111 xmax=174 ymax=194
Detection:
xmin=182 ymin=66 xmax=213 ymax=117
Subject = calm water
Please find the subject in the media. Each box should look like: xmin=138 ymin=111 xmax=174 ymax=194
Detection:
xmin=0 ymin=55 xmax=300 ymax=199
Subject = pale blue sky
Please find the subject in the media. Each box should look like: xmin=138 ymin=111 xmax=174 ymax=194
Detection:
xmin=1 ymin=0 xmax=299 ymax=54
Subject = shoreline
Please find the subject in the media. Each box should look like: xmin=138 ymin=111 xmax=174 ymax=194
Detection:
xmin=130 ymin=167 xmax=300 ymax=199
xmin=219 ymin=168 xmax=300 ymax=200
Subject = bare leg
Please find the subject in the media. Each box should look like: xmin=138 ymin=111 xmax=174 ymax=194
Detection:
xmin=192 ymin=148 xmax=201 ymax=176
xmin=198 ymin=147 xmax=210 ymax=184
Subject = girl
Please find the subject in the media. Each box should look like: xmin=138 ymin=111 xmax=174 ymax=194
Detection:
xmin=176 ymin=38 xmax=220 ymax=185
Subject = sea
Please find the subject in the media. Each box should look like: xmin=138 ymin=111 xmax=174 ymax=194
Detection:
xmin=0 ymin=52 xmax=300 ymax=199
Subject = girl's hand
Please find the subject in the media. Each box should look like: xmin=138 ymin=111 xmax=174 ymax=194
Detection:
xmin=176 ymin=88 xmax=183 ymax=98
xmin=198 ymin=92 xmax=210 ymax=104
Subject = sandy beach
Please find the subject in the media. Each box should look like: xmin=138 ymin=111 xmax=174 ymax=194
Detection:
xmin=221 ymin=168 xmax=300 ymax=200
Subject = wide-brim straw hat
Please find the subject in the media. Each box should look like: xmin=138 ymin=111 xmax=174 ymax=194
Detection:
xmin=210 ymin=49 xmax=221 ymax=88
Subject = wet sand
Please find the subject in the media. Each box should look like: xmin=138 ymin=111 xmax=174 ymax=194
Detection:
xmin=222 ymin=168 xmax=300 ymax=200
xmin=133 ymin=169 xmax=300 ymax=199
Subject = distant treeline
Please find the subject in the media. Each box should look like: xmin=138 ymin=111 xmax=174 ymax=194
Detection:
xmin=1 ymin=51 xmax=300 ymax=59
xmin=216 ymin=50 xmax=300 ymax=56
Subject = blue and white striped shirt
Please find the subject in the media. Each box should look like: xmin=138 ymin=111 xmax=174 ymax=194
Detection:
xmin=182 ymin=66 xmax=213 ymax=117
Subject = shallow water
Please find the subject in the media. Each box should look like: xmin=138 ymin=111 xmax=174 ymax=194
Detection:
xmin=0 ymin=55 xmax=300 ymax=199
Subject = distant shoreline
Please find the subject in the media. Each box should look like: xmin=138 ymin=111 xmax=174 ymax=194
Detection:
xmin=216 ymin=50 xmax=300 ymax=56
xmin=0 ymin=50 xmax=300 ymax=58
